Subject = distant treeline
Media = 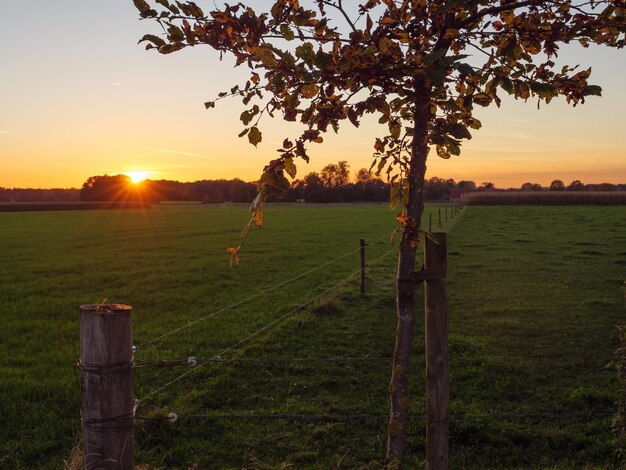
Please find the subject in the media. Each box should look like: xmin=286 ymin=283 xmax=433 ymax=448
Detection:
xmin=0 ymin=187 xmax=80 ymax=203
xmin=2 ymin=169 xmax=624 ymax=204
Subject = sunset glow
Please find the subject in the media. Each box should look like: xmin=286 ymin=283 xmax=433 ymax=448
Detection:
xmin=126 ymin=171 xmax=149 ymax=184
xmin=0 ymin=3 xmax=624 ymax=189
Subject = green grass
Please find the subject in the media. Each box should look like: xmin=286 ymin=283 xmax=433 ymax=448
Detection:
xmin=1 ymin=204 xmax=624 ymax=468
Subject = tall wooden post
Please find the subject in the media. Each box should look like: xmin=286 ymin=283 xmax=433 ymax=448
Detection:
xmin=429 ymin=213 xmax=433 ymax=232
xmin=438 ymin=208 xmax=442 ymax=228
xmin=445 ymin=206 xmax=448 ymax=223
xmin=425 ymin=234 xmax=448 ymax=470
xmin=359 ymin=239 xmax=366 ymax=296
xmin=79 ymin=304 xmax=134 ymax=470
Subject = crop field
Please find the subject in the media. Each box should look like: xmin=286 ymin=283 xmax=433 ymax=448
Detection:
xmin=1 ymin=204 xmax=625 ymax=469
xmin=462 ymin=191 xmax=626 ymax=205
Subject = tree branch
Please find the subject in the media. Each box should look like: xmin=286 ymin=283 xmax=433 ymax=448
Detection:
xmin=321 ymin=0 xmax=357 ymax=33
xmin=459 ymin=0 xmax=537 ymax=28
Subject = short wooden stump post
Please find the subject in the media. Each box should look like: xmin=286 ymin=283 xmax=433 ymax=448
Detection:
xmin=79 ymin=304 xmax=134 ymax=470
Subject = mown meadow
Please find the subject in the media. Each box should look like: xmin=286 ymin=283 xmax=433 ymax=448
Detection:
xmin=1 ymin=203 xmax=625 ymax=468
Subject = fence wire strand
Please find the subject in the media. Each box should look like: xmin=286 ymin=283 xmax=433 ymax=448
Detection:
xmin=137 ymin=410 xmax=614 ymax=425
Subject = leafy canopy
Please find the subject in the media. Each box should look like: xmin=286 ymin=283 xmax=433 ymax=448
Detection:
xmin=135 ymin=0 xmax=624 ymax=254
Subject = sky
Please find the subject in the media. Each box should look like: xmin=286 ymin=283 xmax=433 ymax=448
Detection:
xmin=0 ymin=1 xmax=625 ymax=189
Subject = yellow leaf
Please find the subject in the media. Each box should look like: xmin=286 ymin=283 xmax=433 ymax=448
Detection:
xmin=252 ymin=207 xmax=264 ymax=227
xmin=301 ymin=83 xmax=319 ymax=99
xmin=284 ymin=158 xmax=297 ymax=179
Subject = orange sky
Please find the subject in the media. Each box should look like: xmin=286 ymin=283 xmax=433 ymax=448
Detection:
xmin=1 ymin=2 xmax=625 ymax=189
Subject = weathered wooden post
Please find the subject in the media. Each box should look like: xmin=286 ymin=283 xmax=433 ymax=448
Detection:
xmin=359 ymin=239 xmax=366 ymax=296
xmin=429 ymin=213 xmax=433 ymax=233
xmin=79 ymin=304 xmax=134 ymax=469
xmin=438 ymin=208 xmax=442 ymax=228
xmin=424 ymin=233 xmax=448 ymax=470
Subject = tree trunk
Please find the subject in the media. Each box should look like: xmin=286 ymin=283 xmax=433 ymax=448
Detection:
xmin=386 ymin=78 xmax=432 ymax=467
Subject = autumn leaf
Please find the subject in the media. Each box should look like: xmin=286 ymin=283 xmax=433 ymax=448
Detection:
xmin=226 ymin=247 xmax=239 ymax=268
xmin=396 ymin=210 xmax=408 ymax=227
xmin=284 ymin=157 xmax=297 ymax=179
xmin=133 ymin=0 xmax=151 ymax=14
xmin=248 ymin=126 xmax=262 ymax=147
xmin=301 ymin=84 xmax=319 ymax=99
xmin=252 ymin=208 xmax=264 ymax=227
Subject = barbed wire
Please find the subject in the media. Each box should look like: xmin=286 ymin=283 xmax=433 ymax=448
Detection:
xmin=136 ymin=247 xmax=397 ymax=404
xmin=136 ymin=232 xmax=392 ymax=349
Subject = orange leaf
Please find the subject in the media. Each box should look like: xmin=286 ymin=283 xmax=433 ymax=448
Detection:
xmin=226 ymin=247 xmax=240 ymax=267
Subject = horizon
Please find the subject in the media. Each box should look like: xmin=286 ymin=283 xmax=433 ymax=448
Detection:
xmin=2 ymin=172 xmax=624 ymax=192
xmin=1 ymin=2 xmax=625 ymax=189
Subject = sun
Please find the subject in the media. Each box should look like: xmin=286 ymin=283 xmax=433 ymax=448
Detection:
xmin=125 ymin=171 xmax=149 ymax=183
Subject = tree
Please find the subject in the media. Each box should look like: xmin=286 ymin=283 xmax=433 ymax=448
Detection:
xmin=457 ymin=180 xmax=477 ymax=190
xmin=549 ymin=179 xmax=565 ymax=191
xmin=598 ymin=182 xmax=617 ymax=191
xmin=80 ymin=174 xmax=144 ymax=202
xmin=135 ymin=0 xmax=625 ymax=465
xmin=479 ymin=181 xmax=496 ymax=190
xmin=424 ymin=176 xmax=451 ymax=200
xmin=356 ymin=167 xmax=372 ymax=184
xmin=567 ymin=179 xmax=585 ymax=191
xmin=521 ymin=182 xmax=543 ymax=191
xmin=320 ymin=160 xmax=350 ymax=187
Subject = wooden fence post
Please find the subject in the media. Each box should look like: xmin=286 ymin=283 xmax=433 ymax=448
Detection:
xmin=445 ymin=206 xmax=449 ymax=223
xmin=429 ymin=213 xmax=433 ymax=233
xmin=360 ymin=239 xmax=366 ymax=296
xmin=424 ymin=234 xmax=448 ymax=470
xmin=79 ymin=304 xmax=134 ymax=470
xmin=438 ymin=208 xmax=442 ymax=228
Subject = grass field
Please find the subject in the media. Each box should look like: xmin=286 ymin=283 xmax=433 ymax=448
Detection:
xmin=1 ymin=204 xmax=624 ymax=468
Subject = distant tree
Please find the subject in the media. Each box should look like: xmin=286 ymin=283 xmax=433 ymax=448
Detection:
xmin=598 ymin=182 xmax=617 ymax=191
xmin=566 ymin=180 xmax=585 ymax=191
xmin=424 ymin=176 xmax=451 ymax=201
xmin=521 ymin=182 xmax=543 ymax=191
xmin=355 ymin=168 xmax=372 ymax=184
xmin=136 ymin=0 xmax=626 ymax=463
xmin=320 ymin=161 xmax=350 ymax=188
xmin=457 ymin=180 xmax=477 ymax=190
xmin=549 ymin=179 xmax=565 ymax=191
xmin=479 ymin=182 xmax=496 ymax=190
xmin=80 ymin=174 xmax=144 ymax=202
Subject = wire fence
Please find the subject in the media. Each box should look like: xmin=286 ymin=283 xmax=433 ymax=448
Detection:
xmin=136 ymin=245 xmax=397 ymax=404
xmin=135 ymin=232 xmax=393 ymax=350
